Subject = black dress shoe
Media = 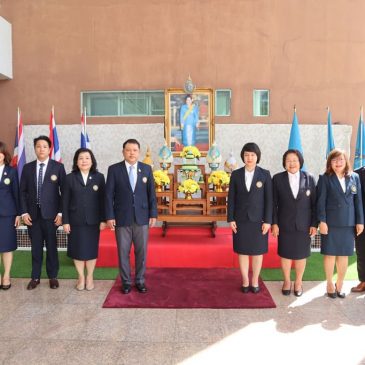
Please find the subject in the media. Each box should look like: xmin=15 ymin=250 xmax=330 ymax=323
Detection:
xmin=27 ymin=279 xmax=40 ymax=290
xmin=49 ymin=278 xmax=59 ymax=289
xmin=294 ymin=287 xmax=303 ymax=297
xmin=335 ymin=284 xmax=346 ymax=299
xmin=136 ymin=283 xmax=147 ymax=293
xmin=281 ymin=283 xmax=291 ymax=296
xmin=251 ymin=286 xmax=260 ymax=294
xmin=241 ymin=286 xmax=250 ymax=294
xmin=122 ymin=284 xmax=131 ymax=294
xmin=326 ymin=291 xmax=337 ymax=299
xmin=2 ymin=283 xmax=11 ymax=290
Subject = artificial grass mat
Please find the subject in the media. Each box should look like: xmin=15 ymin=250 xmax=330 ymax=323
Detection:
xmin=8 ymin=251 xmax=359 ymax=281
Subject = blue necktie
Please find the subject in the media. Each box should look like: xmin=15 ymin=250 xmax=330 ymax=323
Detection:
xmin=129 ymin=165 xmax=135 ymax=191
xmin=37 ymin=163 xmax=44 ymax=205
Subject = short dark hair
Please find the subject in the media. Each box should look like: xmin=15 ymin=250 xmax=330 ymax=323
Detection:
xmin=0 ymin=141 xmax=12 ymax=165
xmin=123 ymin=139 xmax=140 ymax=149
xmin=282 ymin=149 xmax=304 ymax=169
xmin=72 ymin=148 xmax=97 ymax=173
xmin=34 ymin=135 xmax=52 ymax=148
xmin=240 ymin=142 xmax=261 ymax=164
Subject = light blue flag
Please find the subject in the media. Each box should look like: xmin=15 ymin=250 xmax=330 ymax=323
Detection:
xmin=354 ymin=107 xmax=365 ymax=170
xmin=288 ymin=108 xmax=305 ymax=170
xmin=326 ymin=108 xmax=335 ymax=158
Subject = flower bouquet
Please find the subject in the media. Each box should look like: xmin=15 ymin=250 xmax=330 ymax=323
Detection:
xmin=153 ymin=170 xmax=170 ymax=192
xmin=178 ymin=179 xmax=200 ymax=199
xmin=208 ymin=170 xmax=230 ymax=192
xmin=179 ymin=145 xmax=201 ymax=159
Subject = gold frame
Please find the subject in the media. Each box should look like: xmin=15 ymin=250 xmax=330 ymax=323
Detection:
xmin=164 ymin=88 xmax=215 ymax=156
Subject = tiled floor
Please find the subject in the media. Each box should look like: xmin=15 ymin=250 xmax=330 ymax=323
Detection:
xmin=0 ymin=279 xmax=364 ymax=365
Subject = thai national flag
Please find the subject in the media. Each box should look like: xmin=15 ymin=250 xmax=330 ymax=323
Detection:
xmin=80 ymin=107 xmax=91 ymax=149
xmin=11 ymin=108 xmax=26 ymax=181
xmin=49 ymin=106 xmax=62 ymax=162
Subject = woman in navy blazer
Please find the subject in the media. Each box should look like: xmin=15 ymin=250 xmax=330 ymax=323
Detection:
xmin=227 ymin=143 xmax=272 ymax=294
xmin=317 ymin=149 xmax=364 ymax=298
xmin=0 ymin=142 xmax=20 ymax=290
xmin=63 ymin=148 xmax=106 ymax=291
xmin=272 ymin=150 xmax=317 ymax=297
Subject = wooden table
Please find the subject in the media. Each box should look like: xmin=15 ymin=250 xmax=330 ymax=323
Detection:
xmin=172 ymin=198 xmax=207 ymax=215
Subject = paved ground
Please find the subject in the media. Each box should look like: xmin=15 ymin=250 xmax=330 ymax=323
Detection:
xmin=0 ymin=279 xmax=364 ymax=365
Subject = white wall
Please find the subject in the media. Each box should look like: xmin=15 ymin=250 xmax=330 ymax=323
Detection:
xmin=23 ymin=123 xmax=351 ymax=179
xmin=0 ymin=16 xmax=12 ymax=80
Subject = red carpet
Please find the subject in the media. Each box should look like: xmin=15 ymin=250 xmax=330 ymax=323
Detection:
xmin=102 ymin=268 xmax=276 ymax=309
xmin=97 ymin=227 xmax=280 ymax=269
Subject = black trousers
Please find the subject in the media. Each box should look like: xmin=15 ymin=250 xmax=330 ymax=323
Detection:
xmin=27 ymin=207 xmax=59 ymax=279
xmin=355 ymin=232 xmax=365 ymax=282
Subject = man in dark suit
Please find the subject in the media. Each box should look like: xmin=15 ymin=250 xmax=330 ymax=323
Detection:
xmin=105 ymin=138 xmax=157 ymax=294
xmin=352 ymin=166 xmax=365 ymax=292
xmin=20 ymin=135 xmax=66 ymax=290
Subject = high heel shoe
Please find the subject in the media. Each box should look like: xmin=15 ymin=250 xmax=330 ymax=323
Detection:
xmin=281 ymin=283 xmax=291 ymax=296
xmin=335 ymin=284 xmax=346 ymax=299
xmin=294 ymin=285 xmax=303 ymax=297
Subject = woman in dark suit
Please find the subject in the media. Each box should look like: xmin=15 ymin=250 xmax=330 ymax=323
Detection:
xmin=0 ymin=142 xmax=20 ymax=290
xmin=272 ymin=150 xmax=317 ymax=297
xmin=227 ymin=143 xmax=273 ymax=294
xmin=62 ymin=148 xmax=106 ymax=291
xmin=317 ymin=148 xmax=364 ymax=298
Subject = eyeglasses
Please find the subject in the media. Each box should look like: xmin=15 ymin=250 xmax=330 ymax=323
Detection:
xmin=331 ymin=157 xmax=345 ymax=163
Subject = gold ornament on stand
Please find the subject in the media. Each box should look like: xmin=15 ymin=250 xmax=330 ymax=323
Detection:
xmin=142 ymin=146 xmax=154 ymax=168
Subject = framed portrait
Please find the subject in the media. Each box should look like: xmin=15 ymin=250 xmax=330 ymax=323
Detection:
xmin=165 ymin=88 xmax=215 ymax=155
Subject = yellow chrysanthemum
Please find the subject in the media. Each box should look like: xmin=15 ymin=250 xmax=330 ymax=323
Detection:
xmin=153 ymin=170 xmax=170 ymax=185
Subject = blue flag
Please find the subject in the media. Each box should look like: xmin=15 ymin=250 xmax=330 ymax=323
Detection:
xmin=288 ymin=108 xmax=305 ymax=170
xmin=354 ymin=109 xmax=365 ymax=170
xmin=326 ymin=108 xmax=335 ymax=158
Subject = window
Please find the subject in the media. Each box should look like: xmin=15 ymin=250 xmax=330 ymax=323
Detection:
xmin=82 ymin=91 xmax=164 ymax=116
xmin=253 ymin=89 xmax=269 ymax=117
xmin=215 ymin=89 xmax=231 ymax=116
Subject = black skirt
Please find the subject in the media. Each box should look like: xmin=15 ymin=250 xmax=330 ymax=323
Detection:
xmin=0 ymin=216 xmax=17 ymax=253
xmin=278 ymin=230 xmax=311 ymax=260
xmin=321 ymin=226 xmax=355 ymax=256
xmin=67 ymin=224 xmax=100 ymax=260
xmin=233 ymin=221 xmax=268 ymax=255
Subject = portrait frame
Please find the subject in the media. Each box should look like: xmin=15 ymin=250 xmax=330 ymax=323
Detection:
xmin=164 ymin=88 xmax=215 ymax=156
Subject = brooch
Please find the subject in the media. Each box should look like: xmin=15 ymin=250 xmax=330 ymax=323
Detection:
xmin=142 ymin=177 xmax=147 ymax=183
xmin=93 ymin=185 xmax=99 ymax=191
xmin=256 ymin=181 xmax=263 ymax=188
xmin=4 ymin=178 xmax=10 ymax=185
xmin=51 ymin=175 xmax=58 ymax=181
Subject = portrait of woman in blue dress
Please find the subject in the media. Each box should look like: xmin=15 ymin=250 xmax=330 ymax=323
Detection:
xmin=180 ymin=94 xmax=199 ymax=146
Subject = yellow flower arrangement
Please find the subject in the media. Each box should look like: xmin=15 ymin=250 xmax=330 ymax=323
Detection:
xmin=179 ymin=145 xmax=201 ymax=159
xmin=208 ymin=170 xmax=230 ymax=186
xmin=178 ymin=179 xmax=200 ymax=194
xmin=153 ymin=170 xmax=170 ymax=186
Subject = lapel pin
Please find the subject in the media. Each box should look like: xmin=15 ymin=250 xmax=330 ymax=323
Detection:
xmin=306 ymin=189 xmax=311 ymax=196
xmin=256 ymin=181 xmax=263 ymax=188
xmin=93 ymin=185 xmax=99 ymax=191
xmin=51 ymin=175 xmax=58 ymax=181
xmin=142 ymin=177 xmax=147 ymax=183
xmin=4 ymin=178 xmax=10 ymax=185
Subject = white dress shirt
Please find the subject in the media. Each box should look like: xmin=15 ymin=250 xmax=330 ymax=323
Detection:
xmin=338 ymin=176 xmax=346 ymax=193
xmin=0 ymin=164 xmax=4 ymax=181
xmin=81 ymin=171 xmax=89 ymax=185
xmin=288 ymin=171 xmax=300 ymax=198
xmin=245 ymin=168 xmax=255 ymax=192
xmin=37 ymin=158 xmax=49 ymax=184
xmin=125 ymin=161 xmax=138 ymax=190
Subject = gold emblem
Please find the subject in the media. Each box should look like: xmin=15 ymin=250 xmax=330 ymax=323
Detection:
xmin=4 ymin=178 xmax=10 ymax=185
xmin=93 ymin=185 xmax=99 ymax=191
xmin=256 ymin=181 xmax=263 ymax=188
xmin=306 ymin=189 xmax=311 ymax=196
xmin=51 ymin=175 xmax=58 ymax=181
xmin=351 ymin=185 xmax=357 ymax=193
xmin=142 ymin=177 xmax=147 ymax=183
